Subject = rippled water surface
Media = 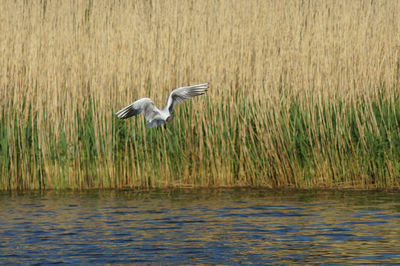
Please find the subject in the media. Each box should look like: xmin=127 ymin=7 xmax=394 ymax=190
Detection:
xmin=1 ymin=189 xmax=400 ymax=264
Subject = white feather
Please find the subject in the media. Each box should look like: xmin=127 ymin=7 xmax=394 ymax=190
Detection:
xmin=115 ymin=83 xmax=208 ymax=127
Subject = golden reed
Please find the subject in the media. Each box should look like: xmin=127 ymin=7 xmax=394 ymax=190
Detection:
xmin=1 ymin=0 xmax=400 ymax=190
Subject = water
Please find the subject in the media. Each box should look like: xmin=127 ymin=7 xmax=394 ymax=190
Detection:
xmin=0 ymin=189 xmax=399 ymax=264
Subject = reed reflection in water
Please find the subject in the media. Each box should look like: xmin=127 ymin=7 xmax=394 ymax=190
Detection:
xmin=0 ymin=189 xmax=399 ymax=264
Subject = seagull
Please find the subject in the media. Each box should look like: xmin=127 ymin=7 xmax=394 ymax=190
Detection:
xmin=115 ymin=83 xmax=208 ymax=127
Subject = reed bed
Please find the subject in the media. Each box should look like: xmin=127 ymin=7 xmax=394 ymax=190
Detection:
xmin=1 ymin=0 xmax=400 ymax=190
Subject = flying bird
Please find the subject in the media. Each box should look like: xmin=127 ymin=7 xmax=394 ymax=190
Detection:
xmin=115 ymin=83 xmax=208 ymax=127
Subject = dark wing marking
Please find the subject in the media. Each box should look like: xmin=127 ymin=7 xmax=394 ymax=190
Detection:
xmin=115 ymin=98 xmax=158 ymax=122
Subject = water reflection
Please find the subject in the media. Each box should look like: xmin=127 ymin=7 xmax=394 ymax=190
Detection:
xmin=0 ymin=189 xmax=399 ymax=264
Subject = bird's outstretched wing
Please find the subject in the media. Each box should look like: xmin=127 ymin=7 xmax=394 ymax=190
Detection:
xmin=115 ymin=98 xmax=158 ymax=122
xmin=164 ymin=83 xmax=208 ymax=113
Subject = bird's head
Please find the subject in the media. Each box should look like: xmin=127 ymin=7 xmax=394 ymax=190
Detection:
xmin=166 ymin=116 xmax=173 ymax=123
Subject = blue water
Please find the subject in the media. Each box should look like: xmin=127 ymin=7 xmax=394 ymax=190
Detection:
xmin=0 ymin=189 xmax=400 ymax=264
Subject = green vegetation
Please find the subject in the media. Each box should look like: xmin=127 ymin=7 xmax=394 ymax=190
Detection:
xmin=0 ymin=0 xmax=399 ymax=190
xmin=1 ymin=93 xmax=399 ymax=190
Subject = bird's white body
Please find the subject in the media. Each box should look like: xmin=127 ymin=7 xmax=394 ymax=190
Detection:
xmin=115 ymin=83 xmax=208 ymax=127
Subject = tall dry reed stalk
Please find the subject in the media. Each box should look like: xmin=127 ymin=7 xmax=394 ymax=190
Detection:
xmin=1 ymin=0 xmax=400 ymax=190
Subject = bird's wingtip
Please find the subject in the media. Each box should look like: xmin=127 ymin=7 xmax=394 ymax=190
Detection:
xmin=114 ymin=110 xmax=125 ymax=119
